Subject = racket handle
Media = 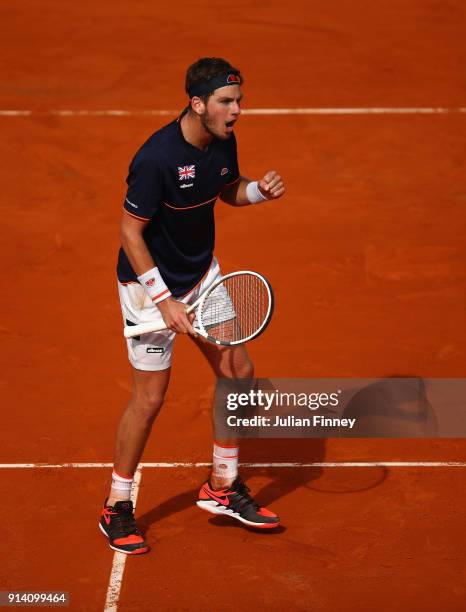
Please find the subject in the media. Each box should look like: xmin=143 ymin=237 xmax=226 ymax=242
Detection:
xmin=123 ymin=303 xmax=196 ymax=338
xmin=124 ymin=320 xmax=168 ymax=338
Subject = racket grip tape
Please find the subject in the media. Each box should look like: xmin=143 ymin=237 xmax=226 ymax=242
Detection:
xmin=123 ymin=320 xmax=167 ymax=338
xmin=123 ymin=304 xmax=196 ymax=338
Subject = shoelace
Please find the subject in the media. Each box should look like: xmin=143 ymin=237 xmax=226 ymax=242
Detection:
xmin=109 ymin=508 xmax=141 ymax=537
xmin=232 ymin=479 xmax=260 ymax=512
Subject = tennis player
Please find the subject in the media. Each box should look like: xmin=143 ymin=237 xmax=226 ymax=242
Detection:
xmin=99 ymin=57 xmax=285 ymax=554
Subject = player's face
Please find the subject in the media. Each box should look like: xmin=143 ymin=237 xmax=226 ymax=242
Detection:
xmin=201 ymin=85 xmax=242 ymax=140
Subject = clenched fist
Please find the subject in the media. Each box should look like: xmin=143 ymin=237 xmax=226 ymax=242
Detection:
xmin=258 ymin=171 xmax=285 ymax=199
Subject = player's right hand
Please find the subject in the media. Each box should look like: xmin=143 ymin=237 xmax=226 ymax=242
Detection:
xmin=157 ymin=297 xmax=197 ymax=337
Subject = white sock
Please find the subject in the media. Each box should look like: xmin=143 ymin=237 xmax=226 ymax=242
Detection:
xmin=110 ymin=470 xmax=133 ymax=501
xmin=212 ymin=443 xmax=239 ymax=483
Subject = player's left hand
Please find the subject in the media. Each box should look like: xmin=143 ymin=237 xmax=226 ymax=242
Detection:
xmin=258 ymin=171 xmax=285 ymax=200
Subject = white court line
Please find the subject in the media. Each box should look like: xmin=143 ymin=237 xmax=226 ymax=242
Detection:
xmin=0 ymin=110 xmax=32 ymax=116
xmin=1 ymin=461 xmax=466 ymax=468
xmin=0 ymin=107 xmax=466 ymax=117
xmin=103 ymin=465 xmax=143 ymax=612
xmin=2 ymin=460 xmax=464 ymax=612
xmin=244 ymin=107 xmax=466 ymax=115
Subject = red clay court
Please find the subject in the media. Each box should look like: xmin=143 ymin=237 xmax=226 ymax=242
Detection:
xmin=1 ymin=1 xmax=466 ymax=610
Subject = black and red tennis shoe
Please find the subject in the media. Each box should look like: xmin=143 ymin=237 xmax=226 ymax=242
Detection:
xmin=196 ymin=476 xmax=280 ymax=529
xmin=99 ymin=499 xmax=149 ymax=555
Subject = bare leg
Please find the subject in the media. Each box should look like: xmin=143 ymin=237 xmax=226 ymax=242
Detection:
xmin=108 ymin=366 xmax=171 ymax=505
xmin=191 ymin=336 xmax=254 ymax=489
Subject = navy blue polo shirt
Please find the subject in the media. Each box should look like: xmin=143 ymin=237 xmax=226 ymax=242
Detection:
xmin=117 ymin=110 xmax=240 ymax=297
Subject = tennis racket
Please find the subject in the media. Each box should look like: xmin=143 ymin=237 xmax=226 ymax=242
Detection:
xmin=123 ymin=271 xmax=274 ymax=346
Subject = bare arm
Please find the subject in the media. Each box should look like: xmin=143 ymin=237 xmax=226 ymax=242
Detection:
xmin=120 ymin=212 xmax=154 ymax=275
xmin=120 ymin=212 xmax=197 ymax=336
xmin=220 ymin=171 xmax=285 ymax=206
xmin=219 ymin=177 xmax=251 ymax=206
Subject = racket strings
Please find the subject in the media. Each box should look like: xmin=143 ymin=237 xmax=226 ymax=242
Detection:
xmin=200 ymin=274 xmax=270 ymax=343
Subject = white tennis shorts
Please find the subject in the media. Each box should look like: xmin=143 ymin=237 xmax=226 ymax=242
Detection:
xmin=118 ymin=258 xmax=221 ymax=371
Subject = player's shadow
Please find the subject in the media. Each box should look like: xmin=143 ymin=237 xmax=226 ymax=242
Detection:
xmin=137 ymin=487 xmax=201 ymax=535
xmin=137 ymin=375 xmax=435 ymax=533
xmin=137 ymin=438 xmax=326 ymax=534
xmin=341 ymin=375 xmax=438 ymax=437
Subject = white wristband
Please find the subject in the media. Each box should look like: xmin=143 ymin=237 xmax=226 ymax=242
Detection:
xmin=137 ymin=266 xmax=172 ymax=304
xmin=246 ymin=180 xmax=268 ymax=204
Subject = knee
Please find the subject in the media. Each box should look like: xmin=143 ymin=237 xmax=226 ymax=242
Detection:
xmin=131 ymin=391 xmax=165 ymax=426
xmin=229 ymin=359 xmax=254 ymax=380
xmin=241 ymin=360 xmax=254 ymax=380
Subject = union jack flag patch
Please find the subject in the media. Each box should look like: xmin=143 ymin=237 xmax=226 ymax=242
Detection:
xmin=178 ymin=165 xmax=195 ymax=180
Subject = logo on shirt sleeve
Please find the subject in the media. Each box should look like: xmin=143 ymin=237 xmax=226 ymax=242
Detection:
xmin=178 ymin=165 xmax=196 ymax=180
xmin=221 ymin=168 xmax=229 ymax=176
